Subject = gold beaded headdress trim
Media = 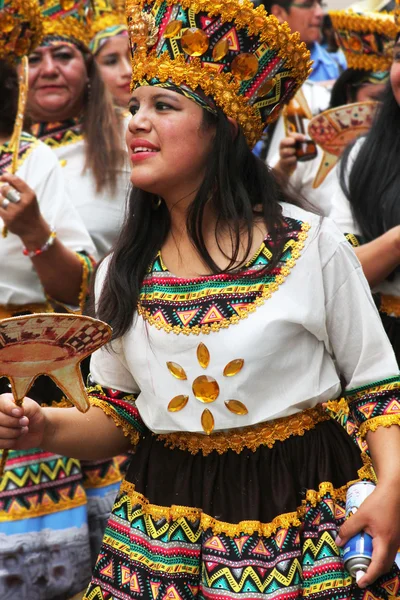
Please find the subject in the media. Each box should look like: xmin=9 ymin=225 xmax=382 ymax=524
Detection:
xmin=89 ymin=0 xmax=127 ymax=53
xmin=330 ymin=8 xmax=398 ymax=71
xmin=0 ymin=0 xmax=43 ymax=60
xmin=126 ymin=0 xmax=312 ymax=147
xmin=38 ymin=0 xmax=93 ymax=48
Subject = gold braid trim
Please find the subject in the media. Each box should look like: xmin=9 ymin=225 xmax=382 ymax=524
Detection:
xmin=345 ymin=233 xmax=360 ymax=248
xmin=91 ymin=14 xmax=127 ymax=37
xmin=359 ymin=414 xmax=400 ymax=439
xmin=343 ymin=54 xmax=392 ymax=72
xmin=157 ymin=404 xmax=329 ymax=456
xmin=43 ymin=17 xmax=92 ymax=46
xmin=89 ymin=396 xmax=140 ymax=447
xmin=137 ymin=222 xmax=310 ymax=335
xmin=120 ymin=456 xmax=375 ymax=537
xmin=380 ymin=294 xmax=400 ymax=317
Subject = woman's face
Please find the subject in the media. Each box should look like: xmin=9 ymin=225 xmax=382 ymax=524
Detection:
xmin=354 ymin=82 xmax=386 ymax=103
xmin=391 ymin=42 xmax=400 ymax=106
xmin=95 ymin=35 xmax=131 ymax=108
xmin=126 ymin=86 xmax=216 ymax=203
xmin=27 ymin=44 xmax=88 ymax=122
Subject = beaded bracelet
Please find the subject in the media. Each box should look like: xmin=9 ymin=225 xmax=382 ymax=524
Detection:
xmin=22 ymin=230 xmax=57 ymax=258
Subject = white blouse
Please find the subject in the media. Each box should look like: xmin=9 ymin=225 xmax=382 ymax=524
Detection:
xmin=90 ymin=202 xmax=399 ymax=434
xmin=0 ymin=136 xmax=95 ymax=306
xmin=329 ymin=138 xmax=400 ymax=297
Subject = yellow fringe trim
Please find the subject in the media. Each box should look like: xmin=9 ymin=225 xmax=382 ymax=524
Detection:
xmin=359 ymin=414 xmax=400 ymax=439
xmin=344 ymin=233 xmax=360 ymax=248
xmin=43 ymin=17 xmax=92 ymax=47
xmin=120 ymin=455 xmax=375 ymax=538
xmin=138 ymin=222 xmax=310 ymax=335
xmin=380 ymin=294 xmax=400 ymax=318
xmin=89 ymin=396 xmax=140 ymax=447
xmin=157 ymin=404 xmax=330 ymax=456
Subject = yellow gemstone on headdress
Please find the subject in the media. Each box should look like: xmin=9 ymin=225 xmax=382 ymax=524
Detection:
xmin=225 ymin=400 xmax=248 ymax=415
xmin=164 ymin=20 xmax=182 ymax=38
xmin=197 ymin=343 xmax=210 ymax=369
xmin=167 ymin=361 xmax=187 ymax=380
xmin=181 ymin=28 xmax=209 ymax=57
xmin=231 ymin=53 xmax=259 ymax=81
xmin=257 ymin=78 xmax=276 ymax=98
xmin=192 ymin=375 xmax=220 ymax=403
xmin=61 ymin=0 xmax=76 ymax=10
xmin=168 ymin=395 xmax=189 ymax=412
xmin=0 ymin=13 xmax=15 ymax=33
xmin=212 ymin=38 xmax=229 ymax=61
xmin=349 ymin=37 xmax=363 ymax=52
xmin=201 ymin=409 xmax=214 ymax=435
xmin=223 ymin=359 xmax=244 ymax=377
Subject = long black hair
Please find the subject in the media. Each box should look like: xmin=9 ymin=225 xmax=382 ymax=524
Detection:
xmin=0 ymin=60 xmax=18 ymax=137
xmin=339 ymin=81 xmax=400 ymax=243
xmin=97 ymin=107 xmax=302 ymax=339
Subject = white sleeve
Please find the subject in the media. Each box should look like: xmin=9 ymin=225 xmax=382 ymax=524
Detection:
xmin=321 ymin=227 xmax=398 ymax=390
xmin=89 ymin=257 xmax=140 ymax=394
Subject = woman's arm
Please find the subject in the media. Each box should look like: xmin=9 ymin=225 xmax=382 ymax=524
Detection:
xmin=352 ymin=226 xmax=400 ymax=287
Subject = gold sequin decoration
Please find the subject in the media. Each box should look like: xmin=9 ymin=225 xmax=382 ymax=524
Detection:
xmin=212 ymin=38 xmax=230 ymax=61
xmin=1 ymin=14 xmax=15 ymax=33
xmin=225 ymin=400 xmax=248 ymax=415
xmin=223 ymin=358 xmax=244 ymax=377
xmin=168 ymin=395 xmax=189 ymax=412
xmin=201 ymin=408 xmax=214 ymax=434
xmin=164 ymin=19 xmax=183 ymax=38
xmin=192 ymin=375 xmax=220 ymax=403
xmin=197 ymin=343 xmax=210 ymax=369
xmin=181 ymin=27 xmax=209 ymax=56
xmin=167 ymin=361 xmax=187 ymax=380
xmin=231 ymin=53 xmax=259 ymax=81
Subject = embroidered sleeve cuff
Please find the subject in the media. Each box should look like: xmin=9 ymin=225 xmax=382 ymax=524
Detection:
xmin=344 ymin=376 xmax=400 ymax=438
xmin=344 ymin=233 xmax=364 ymax=248
xmin=87 ymin=383 xmax=145 ymax=447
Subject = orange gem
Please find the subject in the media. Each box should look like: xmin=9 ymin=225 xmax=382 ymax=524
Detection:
xmin=201 ymin=409 xmax=214 ymax=435
xmin=231 ymin=53 xmax=259 ymax=81
xmin=61 ymin=0 xmax=76 ymax=10
xmin=223 ymin=359 xmax=244 ymax=377
xmin=192 ymin=375 xmax=220 ymax=403
xmin=197 ymin=343 xmax=210 ymax=369
xmin=164 ymin=20 xmax=182 ymax=38
xmin=181 ymin=28 xmax=209 ymax=57
xmin=168 ymin=395 xmax=189 ymax=412
xmin=167 ymin=361 xmax=187 ymax=380
xmin=257 ymin=78 xmax=276 ymax=98
xmin=349 ymin=37 xmax=363 ymax=51
xmin=212 ymin=38 xmax=229 ymax=61
xmin=225 ymin=400 xmax=248 ymax=415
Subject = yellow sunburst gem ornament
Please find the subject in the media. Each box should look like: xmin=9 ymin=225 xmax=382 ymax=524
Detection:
xmin=192 ymin=375 xmax=220 ymax=403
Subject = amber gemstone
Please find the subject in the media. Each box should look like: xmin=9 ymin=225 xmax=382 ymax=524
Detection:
xmin=61 ymin=0 xmax=76 ymax=10
xmin=192 ymin=375 xmax=220 ymax=403
xmin=257 ymin=78 xmax=276 ymax=98
xmin=223 ymin=359 xmax=244 ymax=377
xmin=201 ymin=409 xmax=215 ymax=435
xmin=231 ymin=53 xmax=259 ymax=81
xmin=349 ymin=37 xmax=362 ymax=51
xmin=212 ymin=38 xmax=229 ymax=61
xmin=168 ymin=395 xmax=189 ymax=412
xmin=197 ymin=343 xmax=210 ymax=369
xmin=225 ymin=400 xmax=248 ymax=415
xmin=164 ymin=20 xmax=182 ymax=38
xmin=181 ymin=28 xmax=209 ymax=57
xmin=167 ymin=361 xmax=187 ymax=380
xmin=1 ymin=14 xmax=15 ymax=33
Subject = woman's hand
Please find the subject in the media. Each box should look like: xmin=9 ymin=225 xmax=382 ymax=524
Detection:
xmin=0 ymin=173 xmax=50 ymax=244
xmin=336 ymin=484 xmax=400 ymax=588
xmin=0 ymin=393 xmax=46 ymax=451
xmin=274 ymin=132 xmax=306 ymax=180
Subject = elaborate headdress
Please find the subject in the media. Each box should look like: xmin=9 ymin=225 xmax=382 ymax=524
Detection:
xmin=126 ymin=0 xmax=312 ymax=147
xmin=0 ymin=0 xmax=43 ymax=61
xmin=37 ymin=0 xmax=93 ymax=47
xmin=330 ymin=0 xmax=398 ymax=71
xmin=89 ymin=0 xmax=127 ymax=54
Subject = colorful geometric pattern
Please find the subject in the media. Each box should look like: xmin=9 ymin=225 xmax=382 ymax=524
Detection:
xmin=88 ymin=382 xmax=145 ymax=447
xmin=89 ymin=0 xmax=127 ymax=54
xmin=31 ymin=118 xmax=83 ymax=150
xmin=38 ymin=0 xmax=93 ymax=47
xmin=138 ymin=217 xmax=309 ymax=335
xmin=344 ymin=376 xmax=400 ymax=439
xmin=0 ymin=132 xmax=39 ymax=174
xmin=127 ymin=0 xmax=312 ymax=147
xmin=83 ymin=480 xmax=399 ymax=599
xmin=0 ymin=448 xmax=86 ymax=521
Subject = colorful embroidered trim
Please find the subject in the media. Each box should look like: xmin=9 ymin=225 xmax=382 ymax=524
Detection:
xmin=80 ymin=457 xmax=123 ymax=490
xmin=324 ymin=398 xmax=368 ymax=453
xmin=157 ymin=404 xmax=330 ymax=456
xmin=0 ymin=132 xmax=39 ymax=174
xmin=76 ymin=252 xmax=96 ymax=313
xmin=31 ymin=118 xmax=83 ymax=149
xmin=87 ymin=383 xmax=145 ymax=447
xmin=138 ymin=218 xmax=310 ymax=336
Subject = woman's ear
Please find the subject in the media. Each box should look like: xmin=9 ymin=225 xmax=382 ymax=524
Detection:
xmin=228 ymin=117 xmax=239 ymax=139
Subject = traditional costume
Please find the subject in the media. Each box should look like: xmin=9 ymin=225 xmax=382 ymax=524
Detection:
xmin=81 ymin=1 xmax=400 ymax=599
xmin=0 ymin=2 xmax=100 ymax=598
xmin=89 ymin=0 xmax=127 ymax=56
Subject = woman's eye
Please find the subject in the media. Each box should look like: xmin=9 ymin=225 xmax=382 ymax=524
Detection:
xmin=54 ymin=52 xmax=73 ymax=61
xmin=28 ymin=56 xmax=40 ymax=65
xmin=103 ymin=56 xmax=118 ymax=66
xmin=394 ymin=51 xmax=400 ymax=61
xmin=129 ymin=105 xmax=139 ymax=116
xmin=156 ymin=102 xmax=173 ymax=110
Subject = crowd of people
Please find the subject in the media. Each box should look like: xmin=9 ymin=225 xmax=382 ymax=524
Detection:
xmin=0 ymin=0 xmax=400 ymax=599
